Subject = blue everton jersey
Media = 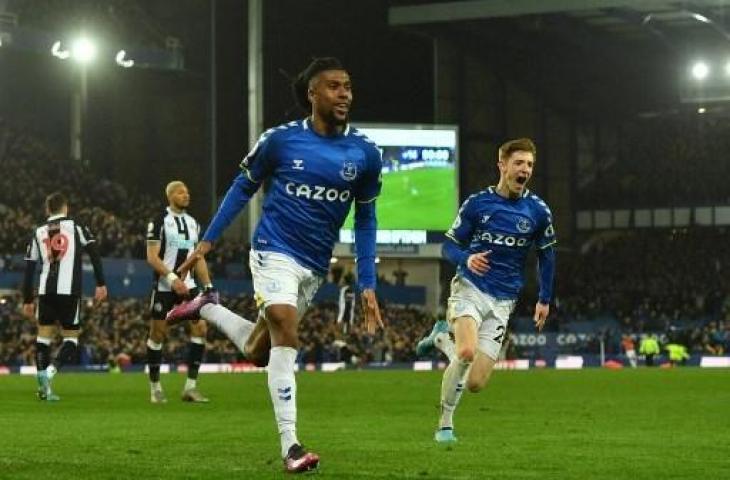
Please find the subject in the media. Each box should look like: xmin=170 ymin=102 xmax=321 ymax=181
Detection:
xmin=447 ymin=186 xmax=556 ymax=300
xmin=242 ymin=119 xmax=382 ymax=274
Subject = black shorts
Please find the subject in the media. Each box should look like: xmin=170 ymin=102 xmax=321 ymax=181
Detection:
xmin=38 ymin=295 xmax=81 ymax=330
xmin=149 ymin=288 xmax=199 ymax=320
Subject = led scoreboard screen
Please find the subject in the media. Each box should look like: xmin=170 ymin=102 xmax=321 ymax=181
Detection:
xmin=340 ymin=124 xmax=458 ymax=245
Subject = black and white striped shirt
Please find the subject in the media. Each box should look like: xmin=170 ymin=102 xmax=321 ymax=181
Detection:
xmin=23 ymin=215 xmax=105 ymax=300
xmin=147 ymin=207 xmax=200 ymax=292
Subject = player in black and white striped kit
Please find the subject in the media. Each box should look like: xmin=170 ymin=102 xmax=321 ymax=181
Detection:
xmin=145 ymin=181 xmax=215 ymax=403
xmin=22 ymin=192 xmax=107 ymax=401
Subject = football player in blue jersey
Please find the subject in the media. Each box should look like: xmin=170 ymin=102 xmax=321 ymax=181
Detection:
xmin=416 ymin=138 xmax=556 ymax=443
xmin=167 ymin=57 xmax=384 ymax=473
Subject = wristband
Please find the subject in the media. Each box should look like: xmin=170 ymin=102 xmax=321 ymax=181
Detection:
xmin=166 ymin=272 xmax=179 ymax=284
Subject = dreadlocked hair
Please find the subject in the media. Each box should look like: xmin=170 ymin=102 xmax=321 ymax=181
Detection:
xmin=291 ymin=57 xmax=346 ymax=111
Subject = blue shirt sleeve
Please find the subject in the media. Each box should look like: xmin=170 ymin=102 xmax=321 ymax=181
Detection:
xmin=535 ymin=205 xmax=557 ymax=250
xmin=203 ymin=173 xmax=260 ymax=242
xmin=203 ymin=131 xmax=276 ymax=242
xmin=445 ymin=195 xmax=476 ymax=246
xmin=353 ymin=144 xmax=382 ymax=290
xmin=442 ymin=239 xmax=469 ymax=267
xmin=534 ymin=201 xmax=556 ymax=303
xmin=354 ymin=145 xmax=382 ymax=203
xmin=537 ymin=245 xmax=555 ymax=304
xmin=442 ymin=196 xmax=476 ymax=266
xmin=239 ymin=129 xmax=277 ymax=182
xmin=354 ymin=201 xmax=377 ymax=291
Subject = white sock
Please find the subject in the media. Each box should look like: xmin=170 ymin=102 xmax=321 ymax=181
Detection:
xmin=200 ymin=304 xmax=255 ymax=353
xmin=434 ymin=332 xmax=456 ymax=363
xmin=628 ymin=352 xmax=637 ymax=368
xmin=184 ymin=378 xmax=197 ymax=391
xmin=150 ymin=381 xmax=162 ymax=392
xmin=439 ymin=358 xmax=471 ymax=429
xmin=267 ymin=346 xmax=299 ymax=458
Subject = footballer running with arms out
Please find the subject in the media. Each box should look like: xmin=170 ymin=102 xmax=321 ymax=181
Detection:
xmin=416 ymin=138 xmax=556 ymax=443
xmin=167 ymin=57 xmax=384 ymax=473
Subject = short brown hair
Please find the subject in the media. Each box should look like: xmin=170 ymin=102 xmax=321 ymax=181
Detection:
xmin=498 ymin=138 xmax=537 ymax=161
xmin=45 ymin=192 xmax=67 ymax=214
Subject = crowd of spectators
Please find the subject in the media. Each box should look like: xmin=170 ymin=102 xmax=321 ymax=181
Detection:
xmin=0 ymin=119 xmax=250 ymax=274
xmin=0 ymin=119 xmax=158 ymax=257
xmin=555 ymin=228 xmax=730 ymax=329
xmin=0 ymin=292 xmax=435 ymax=367
xmin=578 ymin=114 xmax=730 ymax=209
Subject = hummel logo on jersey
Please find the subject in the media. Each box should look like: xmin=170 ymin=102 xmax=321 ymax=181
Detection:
xmin=285 ymin=182 xmax=352 ymax=202
xmin=292 ymin=159 xmax=304 ymax=170
xmin=481 ymin=214 xmax=491 ymax=224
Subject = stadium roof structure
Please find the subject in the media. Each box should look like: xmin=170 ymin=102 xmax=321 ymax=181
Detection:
xmin=388 ymin=0 xmax=730 ymax=114
xmin=390 ymin=0 xmax=730 ymax=44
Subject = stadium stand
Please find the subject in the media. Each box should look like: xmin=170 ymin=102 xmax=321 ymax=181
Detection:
xmin=1 ymin=119 xmax=729 ymax=366
xmin=578 ymin=115 xmax=730 ymax=209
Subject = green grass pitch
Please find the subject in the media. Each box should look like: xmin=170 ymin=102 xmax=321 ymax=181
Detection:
xmin=343 ymin=167 xmax=457 ymax=231
xmin=1 ymin=369 xmax=728 ymax=479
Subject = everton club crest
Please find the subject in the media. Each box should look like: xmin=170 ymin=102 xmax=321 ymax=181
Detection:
xmin=516 ymin=218 xmax=531 ymax=233
xmin=340 ymin=161 xmax=358 ymax=182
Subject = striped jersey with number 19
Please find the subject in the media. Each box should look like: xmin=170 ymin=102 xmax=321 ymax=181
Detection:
xmin=24 ymin=214 xmax=102 ymax=298
xmin=146 ymin=207 xmax=200 ymax=292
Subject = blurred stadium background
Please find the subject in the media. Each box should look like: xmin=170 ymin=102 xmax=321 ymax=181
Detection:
xmin=1 ymin=1 xmax=729 ymax=478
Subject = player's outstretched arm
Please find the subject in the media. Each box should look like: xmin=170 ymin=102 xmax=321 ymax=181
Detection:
xmin=353 ymin=201 xmax=383 ymax=333
xmin=176 ymin=240 xmax=212 ymax=281
xmin=178 ymin=172 xmax=261 ymax=278
xmin=534 ymin=245 xmax=555 ymax=331
xmin=203 ymin=173 xmax=261 ymax=244
xmin=191 ymin=245 xmax=214 ymax=288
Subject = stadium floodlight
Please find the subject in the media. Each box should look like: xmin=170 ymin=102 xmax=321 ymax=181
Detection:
xmin=115 ymin=50 xmax=134 ymax=68
xmin=51 ymin=40 xmax=71 ymax=60
xmin=692 ymin=13 xmax=710 ymax=23
xmin=330 ymin=257 xmax=338 ymax=264
xmin=71 ymin=37 xmax=97 ymax=64
xmin=698 ymin=107 xmax=707 ymax=114
xmin=691 ymin=61 xmax=710 ymax=80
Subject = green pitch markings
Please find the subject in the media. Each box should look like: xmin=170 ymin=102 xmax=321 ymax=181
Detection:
xmin=1 ymin=368 xmax=727 ymax=479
